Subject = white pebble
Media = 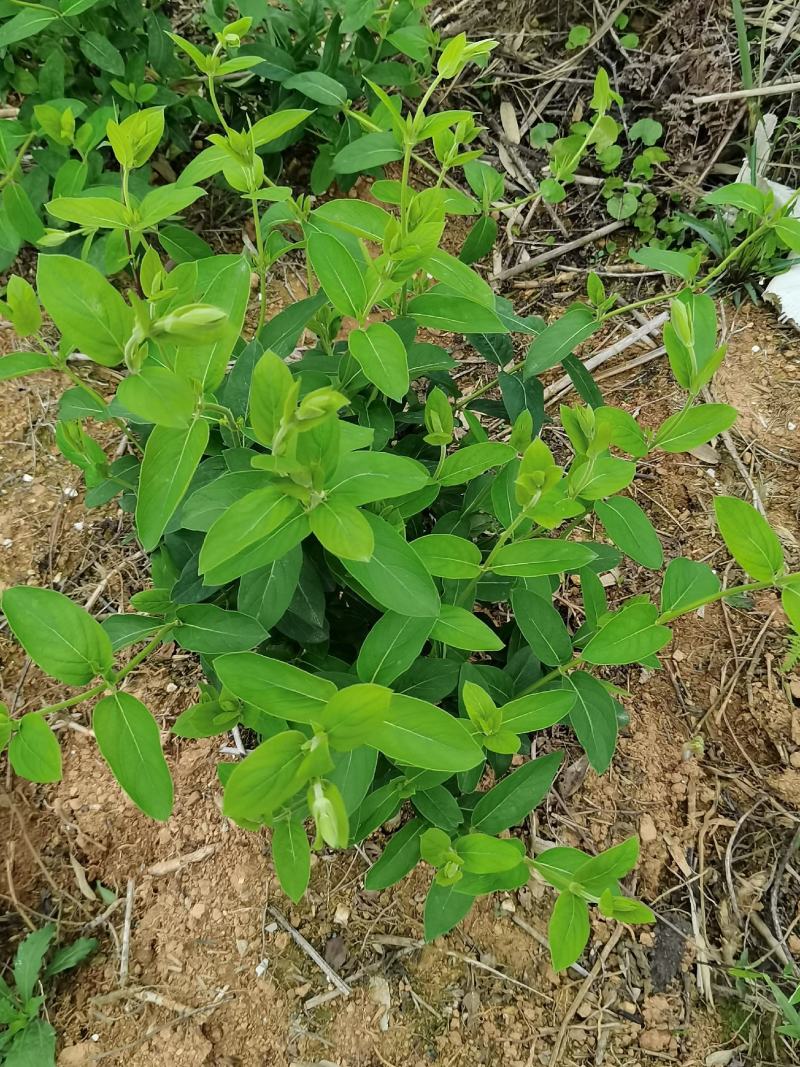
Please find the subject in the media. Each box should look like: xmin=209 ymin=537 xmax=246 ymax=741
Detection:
xmin=73 ymin=521 xmax=84 ymax=532
xmin=21 ymin=473 xmax=33 ymax=483
xmin=63 ymin=486 xmax=78 ymax=498
xmin=255 ymin=959 xmax=269 ymax=978
xmin=2 ymin=538 xmax=12 ymax=548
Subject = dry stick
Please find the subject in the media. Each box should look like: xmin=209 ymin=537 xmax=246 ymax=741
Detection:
xmin=493 ymin=220 xmax=625 ymax=281
xmin=550 ymin=926 xmax=624 ymax=1066
xmin=692 ymin=79 xmax=800 ymax=104
xmin=267 ymin=905 xmax=351 ymax=995
xmin=118 ymin=878 xmax=135 ymax=986
xmin=543 ymin=312 xmax=669 ymax=403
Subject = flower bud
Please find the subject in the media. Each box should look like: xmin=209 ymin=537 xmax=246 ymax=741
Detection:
xmin=153 ymin=303 xmax=228 ymax=342
xmin=307 ymin=780 xmax=349 ymax=849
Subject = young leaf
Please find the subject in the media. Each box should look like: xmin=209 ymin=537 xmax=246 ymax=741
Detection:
xmin=594 ymin=496 xmax=663 ymax=569
xmin=365 ymin=818 xmax=425 ymax=890
xmin=136 ymin=421 xmax=210 ymax=552
xmin=2 ymin=586 xmax=113 ymax=685
xmin=348 ymin=322 xmax=409 ymax=401
xmin=372 ymin=694 xmax=483 ymax=772
xmin=424 ymin=880 xmax=475 ymax=940
xmin=512 ymin=588 xmax=573 ymax=666
xmin=356 ymin=613 xmax=436 ymax=685
xmin=714 ymin=496 xmax=784 ymax=581
xmin=431 ymin=605 xmax=503 ymax=651
xmin=471 ymin=752 xmax=563 ymax=834
xmin=321 ymin=683 xmax=391 ymax=750
xmin=548 ymin=891 xmax=590 ymax=971
xmin=573 ymin=836 xmax=639 ymax=895
xmin=44 ymin=936 xmax=98 ymax=978
xmin=342 ymin=513 xmax=440 ymax=617
xmin=284 ymin=71 xmax=347 ymax=106
xmin=93 ymin=693 xmax=173 ymax=820
xmin=454 ymin=833 xmax=524 ymax=873
xmin=272 ymin=818 xmax=311 ymax=902
xmin=407 ymin=293 xmax=506 ymax=334
xmin=238 ymin=548 xmax=302 ymax=631
xmin=215 ymin=653 xmax=336 ymax=723
xmin=582 ymin=602 xmax=671 ymax=665
xmin=8 ymin=713 xmax=62 ymax=783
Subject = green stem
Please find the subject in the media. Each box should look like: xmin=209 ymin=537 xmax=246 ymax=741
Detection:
xmin=36 ymin=683 xmax=107 ymax=717
xmin=0 ymin=131 xmax=36 ymax=191
xmin=114 ymin=628 xmax=172 ymax=682
xmin=250 ymin=195 xmax=267 ymax=336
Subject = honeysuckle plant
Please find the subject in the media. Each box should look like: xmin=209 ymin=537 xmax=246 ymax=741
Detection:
xmin=1 ymin=29 xmax=799 ymax=973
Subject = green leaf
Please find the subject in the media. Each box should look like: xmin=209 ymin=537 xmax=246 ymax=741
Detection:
xmin=411 ymin=534 xmax=481 ymax=579
xmin=321 ymin=683 xmax=390 ymax=750
xmin=3 ymin=1019 xmax=56 ymax=1065
xmin=2 ymin=586 xmax=113 ymax=686
xmin=93 ymin=693 xmax=173 ymax=820
xmin=0 ymin=7 xmax=56 ymax=48
xmin=171 ymin=255 xmax=250 ymax=389
xmin=372 ymin=693 xmax=483 ymax=772
xmin=783 ymin=584 xmax=800 ymax=632
xmin=250 ymin=109 xmax=313 ymax=148
xmin=454 ymin=832 xmax=524 ymax=873
xmin=439 ymin=442 xmax=515 ymax=486
xmin=775 ymin=217 xmax=800 ymax=252
xmin=548 ymin=891 xmax=590 ymax=971
xmin=80 ymin=31 xmax=125 ymax=74
xmin=471 ymin=752 xmax=563 ymax=834
xmin=215 ymin=653 xmax=336 ymax=723
xmin=138 ymin=185 xmax=205 ymax=228
xmin=332 ymin=131 xmax=404 ymax=174
xmin=704 ymin=182 xmax=767 ymax=215
xmin=500 ymin=690 xmax=575 ymax=733
xmin=43 ymin=936 xmax=97 ymax=978
xmin=101 ymin=614 xmax=162 ymax=652
xmin=8 ymin=714 xmax=62 ymax=783
xmin=327 ymin=451 xmax=430 ymax=505
xmin=174 ymin=605 xmax=266 ymax=654
xmin=223 ymin=730 xmax=308 ymax=823
xmin=629 ymin=247 xmax=697 ymax=280
xmin=594 ymin=496 xmax=663 ymax=569
xmin=714 ymin=496 xmax=784 ymax=581
xmin=654 ymin=403 xmax=737 ymax=453
xmin=365 ymin=818 xmax=425 ymax=890
xmin=342 ymin=513 xmax=440 ymax=617
xmin=136 ymin=420 xmax=210 ymax=552
xmin=660 ymin=557 xmax=721 ymax=616
xmin=431 ymin=605 xmax=503 ymax=651
xmin=13 ymin=924 xmax=55 ymax=1001
xmin=356 ymin=613 xmax=436 ymax=685
xmin=314 ymin=199 xmax=393 ymax=241
xmin=561 ymin=671 xmax=618 ymax=773
xmin=47 ymin=195 xmax=129 ymax=230
xmin=37 ymin=254 xmax=133 ymax=366
xmin=424 ymin=880 xmax=475 ymax=940
xmin=284 ymin=71 xmax=347 ymax=106
xmin=348 ymin=322 xmax=409 ymax=401
xmin=199 ymin=489 xmax=300 ymax=577
xmin=238 ymin=548 xmax=303 ymax=631
xmin=115 ymin=367 xmax=196 ymax=428
xmin=490 ymin=539 xmax=596 ymax=577
xmin=629 ymin=118 xmax=662 ymax=145
xmin=308 ymin=230 xmax=368 ymax=320
xmin=407 ymin=293 xmax=506 ymax=334
xmin=512 ymin=588 xmax=573 ymax=666
xmin=425 ymin=248 xmax=495 ymax=308
xmin=573 ymin=836 xmax=639 ymax=895
xmin=583 ymin=602 xmax=671 ymax=664
xmin=272 ymin=818 xmax=311 ymax=902
xmin=0 ymin=352 xmax=52 ymax=381
xmin=524 ymin=307 xmax=600 ymax=377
